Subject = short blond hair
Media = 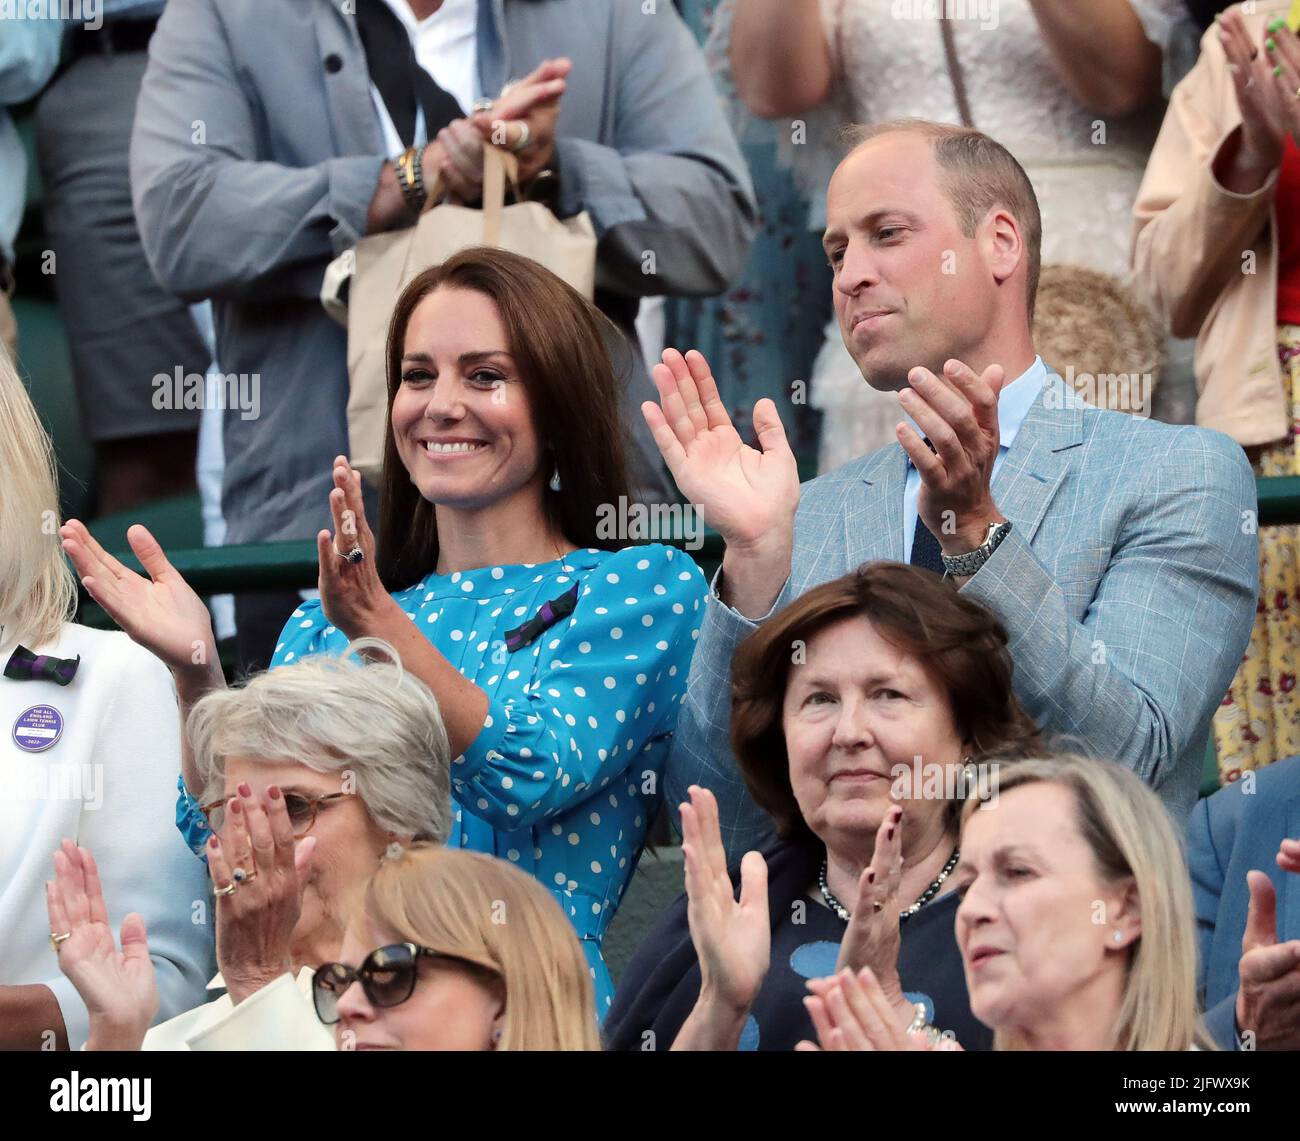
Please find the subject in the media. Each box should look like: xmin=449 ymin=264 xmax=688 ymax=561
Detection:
xmin=0 ymin=343 xmax=77 ymax=647
xmin=363 ymin=845 xmax=601 ymax=1051
xmin=961 ymin=754 xmax=1213 ymax=1051
xmin=842 ymin=119 xmax=1043 ymax=318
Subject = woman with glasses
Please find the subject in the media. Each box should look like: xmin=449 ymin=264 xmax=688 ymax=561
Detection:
xmin=315 ymin=845 xmax=600 ymax=1050
xmin=46 ymin=637 xmax=452 ymax=1050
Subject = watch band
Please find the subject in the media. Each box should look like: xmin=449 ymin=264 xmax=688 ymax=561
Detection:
xmin=396 ymin=145 xmax=427 ymax=214
xmin=941 ymin=520 xmax=1012 ymax=578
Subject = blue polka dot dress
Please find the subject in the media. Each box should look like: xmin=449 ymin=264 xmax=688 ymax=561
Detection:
xmin=176 ymin=544 xmax=707 ymax=1017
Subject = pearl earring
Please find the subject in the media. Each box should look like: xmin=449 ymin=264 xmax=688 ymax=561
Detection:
xmin=1112 ymin=930 xmax=1124 ymax=944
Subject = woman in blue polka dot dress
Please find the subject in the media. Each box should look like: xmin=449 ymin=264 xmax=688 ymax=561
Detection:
xmin=85 ymin=249 xmax=707 ymax=1019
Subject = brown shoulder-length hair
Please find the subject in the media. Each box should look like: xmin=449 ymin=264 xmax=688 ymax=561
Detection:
xmin=376 ymin=247 xmax=632 ymax=590
xmin=730 ymin=562 xmax=1042 ymax=847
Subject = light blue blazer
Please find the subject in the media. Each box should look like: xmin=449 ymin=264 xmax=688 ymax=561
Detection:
xmin=1188 ymin=754 xmax=1300 ymax=1049
xmin=668 ymin=370 xmax=1259 ymax=859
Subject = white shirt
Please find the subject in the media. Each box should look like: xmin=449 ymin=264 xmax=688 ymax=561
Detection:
xmin=369 ymin=0 xmax=480 ymax=157
xmin=143 ymin=968 xmax=333 ymax=1051
xmin=0 ymin=623 xmax=213 ymax=1048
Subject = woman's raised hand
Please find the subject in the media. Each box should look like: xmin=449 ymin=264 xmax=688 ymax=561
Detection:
xmin=834 ymin=803 xmax=908 ymax=1012
xmin=641 ymin=349 xmax=799 ymax=554
xmin=797 ymin=966 xmax=962 ymax=1052
xmin=316 ymin=456 xmax=391 ymax=639
xmin=1219 ymin=9 xmax=1300 ymax=171
xmin=59 ymin=520 xmax=218 ymax=681
xmin=46 ymin=840 xmax=158 ymax=1050
xmin=682 ymin=785 xmax=771 ymax=1013
xmin=208 ymin=783 xmax=316 ymax=1006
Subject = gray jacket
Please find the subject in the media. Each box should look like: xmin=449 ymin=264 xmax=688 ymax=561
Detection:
xmin=130 ymin=0 xmax=755 ymax=543
xmin=667 ymin=373 xmax=1259 ymax=861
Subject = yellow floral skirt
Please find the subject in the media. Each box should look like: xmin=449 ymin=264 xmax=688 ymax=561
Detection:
xmin=1213 ymin=325 xmax=1300 ymax=781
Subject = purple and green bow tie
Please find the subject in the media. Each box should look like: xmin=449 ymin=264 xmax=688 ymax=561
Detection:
xmin=4 ymin=645 xmax=81 ymax=686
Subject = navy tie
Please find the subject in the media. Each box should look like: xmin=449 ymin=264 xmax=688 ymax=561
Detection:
xmin=910 ymin=514 xmax=946 ymax=575
xmin=909 ymin=438 xmax=946 ymax=575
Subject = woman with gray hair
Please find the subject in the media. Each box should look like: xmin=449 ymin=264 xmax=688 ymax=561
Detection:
xmin=46 ymin=638 xmax=453 ymax=1050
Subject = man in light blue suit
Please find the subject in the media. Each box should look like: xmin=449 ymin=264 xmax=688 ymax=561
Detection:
xmin=1188 ymin=754 xmax=1300 ymax=1050
xmin=643 ymin=119 xmax=1258 ymax=861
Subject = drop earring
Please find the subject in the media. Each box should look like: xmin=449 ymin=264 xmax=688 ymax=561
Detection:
xmin=549 ymin=467 xmax=562 ymax=492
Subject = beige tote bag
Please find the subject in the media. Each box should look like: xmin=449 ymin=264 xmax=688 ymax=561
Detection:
xmin=323 ymin=142 xmax=597 ymax=480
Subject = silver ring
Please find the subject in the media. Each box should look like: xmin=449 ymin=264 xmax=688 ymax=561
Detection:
xmin=472 ymin=97 xmax=494 ymax=114
xmin=509 ymin=121 xmax=531 ymax=153
xmin=215 ymin=882 xmax=237 ymax=898
xmin=342 ymin=546 xmax=365 ymax=565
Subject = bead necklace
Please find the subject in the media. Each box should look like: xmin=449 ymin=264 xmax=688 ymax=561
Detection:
xmin=818 ymin=848 xmax=961 ymax=923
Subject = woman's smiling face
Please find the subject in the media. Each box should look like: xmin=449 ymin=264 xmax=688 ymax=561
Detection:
xmin=390 ymin=286 xmax=546 ymax=510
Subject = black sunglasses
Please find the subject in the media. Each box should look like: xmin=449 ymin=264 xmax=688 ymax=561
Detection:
xmin=312 ymin=942 xmax=496 ymax=1026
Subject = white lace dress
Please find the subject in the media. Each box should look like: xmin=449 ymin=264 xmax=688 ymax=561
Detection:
xmin=804 ymin=0 xmax=1185 ymax=472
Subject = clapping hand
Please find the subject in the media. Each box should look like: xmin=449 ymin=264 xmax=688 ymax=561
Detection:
xmin=1219 ymin=9 xmax=1300 ymax=172
xmin=797 ymin=966 xmax=962 ymax=1052
xmin=896 ymin=359 xmax=1006 ymax=558
xmin=59 ymin=520 xmax=218 ymax=685
xmin=642 ymin=349 xmax=799 ymax=553
xmin=208 ymin=784 xmax=316 ymax=1006
xmin=1234 ymin=835 xmax=1300 ymax=1050
xmin=468 ymin=57 xmax=570 ymax=186
xmin=46 ymin=840 xmax=158 ymax=1051
xmin=833 ymin=803 xmax=909 ymax=1015
xmin=682 ymin=785 xmax=771 ymax=1014
xmin=316 ymin=456 xmax=392 ymax=639
xmin=641 ymin=349 xmax=800 ymax=617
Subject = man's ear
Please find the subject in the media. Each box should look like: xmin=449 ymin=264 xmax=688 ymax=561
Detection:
xmin=983 ymin=206 xmax=1025 ymax=289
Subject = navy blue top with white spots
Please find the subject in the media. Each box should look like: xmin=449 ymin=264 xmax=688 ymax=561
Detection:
xmin=176 ymin=543 xmax=707 ymax=1016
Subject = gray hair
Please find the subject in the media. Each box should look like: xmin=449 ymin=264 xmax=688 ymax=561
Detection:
xmin=187 ymin=638 xmax=451 ymax=843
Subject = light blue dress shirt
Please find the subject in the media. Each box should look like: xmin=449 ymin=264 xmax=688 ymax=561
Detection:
xmin=901 ymin=356 xmax=1047 ymax=562
xmin=0 ymin=20 xmax=63 ymax=266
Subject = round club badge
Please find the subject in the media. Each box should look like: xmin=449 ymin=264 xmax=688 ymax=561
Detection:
xmin=12 ymin=704 xmax=64 ymax=753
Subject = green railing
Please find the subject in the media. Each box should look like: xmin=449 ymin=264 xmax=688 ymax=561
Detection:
xmin=89 ymin=475 xmax=1300 ymax=590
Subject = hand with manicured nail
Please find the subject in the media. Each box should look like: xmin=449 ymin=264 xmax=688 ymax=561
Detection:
xmin=833 ymin=803 xmax=908 ymax=1015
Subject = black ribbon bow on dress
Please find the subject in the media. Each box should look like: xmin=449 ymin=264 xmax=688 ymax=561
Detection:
xmin=4 ymin=645 xmax=81 ymax=686
xmin=503 ymin=583 xmax=581 ymax=652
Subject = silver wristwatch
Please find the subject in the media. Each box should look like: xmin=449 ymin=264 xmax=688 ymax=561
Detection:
xmin=941 ymin=520 xmax=1012 ymax=579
